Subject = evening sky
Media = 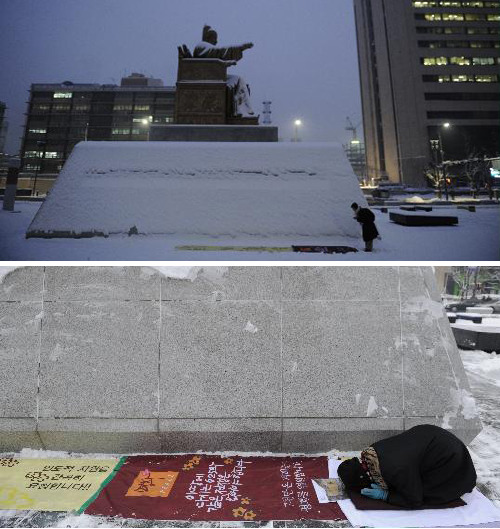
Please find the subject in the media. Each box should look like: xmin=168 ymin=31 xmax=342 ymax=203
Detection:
xmin=0 ymin=0 xmax=361 ymax=153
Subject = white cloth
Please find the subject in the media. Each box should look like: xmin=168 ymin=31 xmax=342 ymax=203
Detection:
xmin=328 ymin=457 xmax=500 ymax=528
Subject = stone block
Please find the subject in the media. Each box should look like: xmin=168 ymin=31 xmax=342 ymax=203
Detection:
xmin=390 ymin=212 xmax=458 ymax=226
xmin=282 ymin=301 xmax=403 ymax=418
xmin=162 ymin=266 xmax=281 ymax=301
xmin=149 ymin=124 xmax=278 ymax=142
xmin=282 ymin=267 xmax=399 ymax=301
xmin=282 ymin=418 xmax=403 ymax=452
xmin=44 ymin=266 xmax=160 ymax=301
xmin=452 ymin=327 xmax=500 ymax=353
xmin=159 ymin=418 xmax=282 ymax=452
xmin=39 ymin=301 xmax=160 ymax=418
xmin=0 ymin=419 xmax=43 ymax=451
xmin=37 ymin=418 xmax=160 ymax=453
xmin=401 ymin=297 xmax=472 ymax=420
xmin=404 ymin=417 xmax=482 ymax=446
xmin=0 ymin=302 xmax=41 ymax=418
xmin=0 ymin=267 xmax=44 ymax=301
xmin=159 ymin=301 xmax=281 ymax=418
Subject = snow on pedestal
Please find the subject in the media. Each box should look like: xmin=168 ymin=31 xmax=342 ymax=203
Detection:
xmin=26 ymin=141 xmax=365 ymax=239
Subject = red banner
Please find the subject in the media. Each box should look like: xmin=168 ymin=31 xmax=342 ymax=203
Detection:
xmin=84 ymin=455 xmax=346 ymax=522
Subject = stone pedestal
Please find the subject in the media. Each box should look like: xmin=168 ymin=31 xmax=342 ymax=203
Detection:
xmin=0 ymin=266 xmax=482 ymax=453
xmin=150 ymin=124 xmax=278 ymax=142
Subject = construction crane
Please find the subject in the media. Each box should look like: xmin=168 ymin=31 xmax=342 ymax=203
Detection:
xmin=345 ymin=117 xmax=362 ymax=142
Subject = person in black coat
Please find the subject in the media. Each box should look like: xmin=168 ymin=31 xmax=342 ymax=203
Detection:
xmin=351 ymin=202 xmax=379 ymax=252
xmin=338 ymin=424 xmax=477 ymax=508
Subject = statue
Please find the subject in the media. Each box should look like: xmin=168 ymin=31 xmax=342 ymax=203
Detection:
xmin=193 ymin=25 xmax=253 ymax=63
xmin=175 ymin=25 xmax=258 ymax=125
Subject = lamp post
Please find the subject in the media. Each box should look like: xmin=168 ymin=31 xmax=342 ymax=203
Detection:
xmin=438 ymin=122 xmax=450 ymax=201
xmin=142 ymin=116 xmax=152 ymax=141
xmin=33 ymin=140 xmax=46 ymax=197
xmin=293 ymin=119 xmax=302 ymax=142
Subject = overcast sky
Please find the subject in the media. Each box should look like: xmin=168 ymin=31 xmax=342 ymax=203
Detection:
xmin=0 ymin=0 xmax=362 ymax=153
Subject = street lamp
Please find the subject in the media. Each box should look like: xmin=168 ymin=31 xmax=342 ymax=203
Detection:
xmin=438 ymin=122 xmax=451 ymax=201
xmin=141 ymin=116 xmax=152 ymax=141
xmin=431 ymin=123 xmax=451 ymax=200
xmin=294 ymin=119 xmax=302 ymax=142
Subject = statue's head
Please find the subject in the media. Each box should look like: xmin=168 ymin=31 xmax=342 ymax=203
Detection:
xmin=202 ymin=25 xmax=218 ymax=45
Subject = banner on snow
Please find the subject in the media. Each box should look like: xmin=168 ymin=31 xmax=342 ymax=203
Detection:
xmin=84 ymin=454 xmax=346 ymax=521
xmin=0 ymin=457 xmax=121 ymax=511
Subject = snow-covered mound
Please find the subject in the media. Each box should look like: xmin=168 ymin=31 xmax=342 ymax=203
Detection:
xmin=26 ymin=141 xmax=365 ymax=238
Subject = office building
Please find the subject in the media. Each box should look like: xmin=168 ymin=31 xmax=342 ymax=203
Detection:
xmin=354 ymin=0 xmax=500 ymax=186
xmin=20 ymin=74 xmax=175 ymax=193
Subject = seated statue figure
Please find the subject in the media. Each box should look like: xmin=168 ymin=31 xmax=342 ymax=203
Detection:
xmin=192 ymin=25 xmax=256 ymax=118
xmin=193 ymin=25 xmax=253 ymax=63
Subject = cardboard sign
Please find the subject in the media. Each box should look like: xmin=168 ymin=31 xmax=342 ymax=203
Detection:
xmin=84 ymin=455 xmax=346 ymax=521
xmin=0 ymin=457 xmax=121 ymax=512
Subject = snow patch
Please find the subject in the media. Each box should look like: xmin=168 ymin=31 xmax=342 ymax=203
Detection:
xmin=0 ymin=266 xmax=22 ymax=283
xmin=366 ymin=396 xmax=379 ymax=417
xmin=442 ymin=387 xmax=479 ymax=429
xmin=244 ymin=321 xmax=258 ymax=333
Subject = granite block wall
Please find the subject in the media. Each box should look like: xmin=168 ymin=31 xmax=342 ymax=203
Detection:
xmin=0 ymin=266 xmax=481 ymax=453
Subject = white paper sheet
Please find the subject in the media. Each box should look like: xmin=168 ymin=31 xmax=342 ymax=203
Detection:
xmin=337 ymin=488 xmax=500 ymax=528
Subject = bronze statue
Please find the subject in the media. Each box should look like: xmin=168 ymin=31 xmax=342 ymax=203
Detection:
xmin=193 ymin=25 xmax=253 ymax=63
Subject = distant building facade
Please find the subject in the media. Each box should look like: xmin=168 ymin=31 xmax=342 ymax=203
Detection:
xmin=343 ymin=139 xmax=367 ymax=183
xmin=20 ymin=74 xmax=175 ymax=192
xmin=354 ymin=0 xmax=500 ymax=186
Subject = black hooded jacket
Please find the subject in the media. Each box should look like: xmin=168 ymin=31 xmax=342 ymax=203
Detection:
xmin=372 ymin=424 xmax=477 ymax=508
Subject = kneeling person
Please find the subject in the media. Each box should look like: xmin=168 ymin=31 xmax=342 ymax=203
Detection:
xmin=338 ymin=424 xmax=476 ymax=508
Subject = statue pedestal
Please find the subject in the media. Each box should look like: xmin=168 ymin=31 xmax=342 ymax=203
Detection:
xmin=150 ymin=124 xmax=278 ymax=142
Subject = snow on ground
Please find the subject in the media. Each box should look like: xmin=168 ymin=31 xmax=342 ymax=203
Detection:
xmin=0 ymin=350 xmax=499 ymax=527
xmin=461 ymin=350 xmax=500 ymax=510
xmin=452 ymin=317 xmax=500 ymax=335
xmin=26 ymin=141 xmax=363 ymax=239
xmin=1 ymin=202 xmax=498 ymax=261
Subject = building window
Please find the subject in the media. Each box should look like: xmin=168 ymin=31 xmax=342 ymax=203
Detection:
xmin=487 ymin=14 xmax=500 ymax=20
xmin=134 ymin=105 xmax=150 ymax=111
xmin=25 ymin=151 xmax=44 ymax=158
xmin=442 ymin=13 xmax=465 ymax=20
xmin=73 ymin=104 xmax=90 ymax=113
xmin=32 ymin=104 xmax=50 ymax=113
xmin=44 ymin=151 xmax=62 ymax=159
xmin=24 ymin=163 xmax=41 ymax=171
xmin=113 ymin=104 xmax=133 ymax=111
xmin=422 ymin=56 xmax=449 ymax=65
xmin=476 ymin=74 xmax=498 ymax=82
xmin=450 ymin=56 xmax=471 ymax=65
xmin=28 ymin=128 xmax=47 ymax=134
xmin=53 ymin=92 xmax=73 ymax=99
xmin=452 ymin=74 xmax=475 ymax=82
xmin=111 ymin=128 xmax=130 ymax=135
xmin=472 ymin=57 xmax=496 ymax=65
xmin=53 ymin=104 xmax=71 ymax=113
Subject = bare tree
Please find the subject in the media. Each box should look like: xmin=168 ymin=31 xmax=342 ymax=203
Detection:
xmin=463 ymin=151 xmax=487 ymax=197
xmin=424 ymin=163 xmax=444 ymax=198
xmin=451 ymin=267 xmax=475 ymax=300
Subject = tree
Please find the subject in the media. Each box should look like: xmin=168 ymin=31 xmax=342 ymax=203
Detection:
xmin=462 ymin=152 xmax=487 ymax=197
xmin=424 ymin=162 xmax=444 ymax=198
xmin=451 ymin=267 xmax=500 ymax=299
xmin=451 ymin=267 xmax=476 ymax=300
